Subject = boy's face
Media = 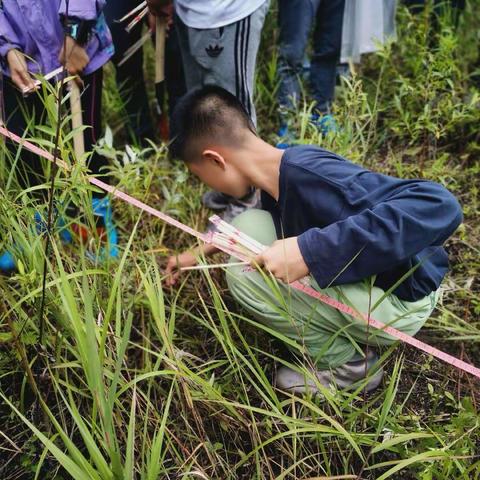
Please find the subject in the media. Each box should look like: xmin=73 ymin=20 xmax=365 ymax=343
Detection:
xmin=188 ymin=149 xmax=251 ymax=199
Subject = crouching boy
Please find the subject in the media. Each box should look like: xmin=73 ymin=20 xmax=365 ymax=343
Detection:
xmin=165 ymin=86 xmax=463 ymax=394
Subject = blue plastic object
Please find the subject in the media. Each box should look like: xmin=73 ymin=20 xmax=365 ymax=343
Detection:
xmin=0 ymin=250 xmax=16 ymax=273
xmin=90 ymin=197 xmax=119 ymax=260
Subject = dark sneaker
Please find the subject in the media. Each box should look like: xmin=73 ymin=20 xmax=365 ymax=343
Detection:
xmin=221 ymin=202 xmax=251 ymax=224
xmin=202 ymin=191 xmax=232 ymax=211
xmin=276 ymin=350 xmax=383 ymax=394
xmin=207 ymin=189 xmax=261 ymax=231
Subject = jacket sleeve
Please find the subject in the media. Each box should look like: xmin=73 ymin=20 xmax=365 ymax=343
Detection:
xmin=297 ymin=180 xmax=463 ymax=288
xmin=58 ymin=1 xmax=105 ymax=21
xmin=0 ymin=11 xmax=23 ymax=59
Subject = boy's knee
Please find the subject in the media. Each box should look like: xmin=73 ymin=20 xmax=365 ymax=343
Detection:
xmin=226 ymin=267 xmax=275 ymax=319
xmin=335 ymin=284 xmax=432 ymax=345
xmin=231 ymin=208 xmax=267 ymax=228
xmin=230 ymin=208 xmax=277 ymax=245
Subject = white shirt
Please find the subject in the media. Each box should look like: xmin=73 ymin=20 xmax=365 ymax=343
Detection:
xmin=341 ymin=0 xmax=397 ymax=64
xmin=175 ymin=0 xmax=266 ymax=29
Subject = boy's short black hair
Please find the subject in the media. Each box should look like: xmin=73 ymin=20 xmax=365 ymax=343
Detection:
xmin=169 ymin=85 xmax=256 ymax=161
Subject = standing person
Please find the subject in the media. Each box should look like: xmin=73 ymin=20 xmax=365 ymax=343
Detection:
xmin=341 ymin=0 xmax=397 ymax=65
xmin=276 ymin=0 xmax=345 ymax=147
xmin=104 ymin=1 xmax=186 ymax=144
xmin=104 ymin=0 xmax=156 ymax=143
xmin=0 ymin=0 xmax=118 ymax=273
xmin=165 ymin=86 xmax=463 ymax=393
xmin=147 ymin=0 xmax=270 ymax=223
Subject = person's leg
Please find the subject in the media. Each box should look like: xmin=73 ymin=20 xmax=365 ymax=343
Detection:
xmin=277 ymin=0 xmax=319 ymax=112
xmin=310 ymin=0 xmax=345 ymax=115
xmin=178 ymin=5 xmax=269 ymax=215
xmin=179 ymin=1 xmax=269 ymax=126
xmin=232 ymin=0 xmax=270 ymax=125
xmin=156 ymin=20 xmax=187 ymax=140
xmin=176 ymin=12 xmax=236 ymax=211
xmin=165 ymin=22 xmax=187 ymax=123
xmin=174 ymin=14 xmax=204 ymax=91
xmin=81 ymin=69 xmax=109 ymax=181
xmin=226 ymin=209 xmax=355 ymax=367
xmin=203 ymin=1 xmax=270 ymax=215
xmin=1 ymin=79 xmax=49 ymax=272
xmin=226 ymin=209 xmax=436 ymax=371
xmin=79 ymin=69 xmax=118 ymax=259
xmin=2 ymin=79 xmax=47 ymax=189
xmin=104 ymin=0 xmax=154 ymax=143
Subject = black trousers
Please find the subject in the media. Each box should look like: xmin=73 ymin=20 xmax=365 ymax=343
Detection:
xmin=104 ymin=0 xmax=154 ymax=142
xmin=104 ymin=0 xmax=186 ymax=142
xmin=2 ymin=69 xmax=108 ymax=189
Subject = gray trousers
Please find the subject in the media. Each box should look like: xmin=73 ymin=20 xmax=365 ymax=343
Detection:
xmin=175 ymin=1 xmax=269 ymax=125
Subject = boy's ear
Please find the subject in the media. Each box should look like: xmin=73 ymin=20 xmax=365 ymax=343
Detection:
xmin=202 ymin=149 xmax=226 ymax=169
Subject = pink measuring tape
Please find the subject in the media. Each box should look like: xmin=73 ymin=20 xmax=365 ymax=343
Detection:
xmin=291 ymin=280 xmax=480 ymax=379
xmin=1 ymin=125 xmax=479 ymax=381
xmin=0 ymin=126 xmax=208 ymax=244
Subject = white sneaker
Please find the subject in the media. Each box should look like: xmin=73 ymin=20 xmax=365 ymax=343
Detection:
xmin=276 ymin=350 xmax=383 ymax=395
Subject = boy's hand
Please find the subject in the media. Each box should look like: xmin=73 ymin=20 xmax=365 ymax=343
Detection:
xmin=147 ymin=0 xmax=173 ymax=17
xmin=59 ymin=36 xmax=89 ymax=76
xmin=7 ymin=49 xmax=36 ymax=92
xmin=254 ymin=237 xmax=309 ymax=284
xmin=165 ymin=251 xmax=198 ymax=286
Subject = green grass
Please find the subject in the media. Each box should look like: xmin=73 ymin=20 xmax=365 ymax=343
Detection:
xmin=1 ymin=2 xmax=479 ymax=479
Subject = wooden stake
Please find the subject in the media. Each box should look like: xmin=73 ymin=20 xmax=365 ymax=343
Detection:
xmin=117 ymin=1 xmax=147 ymax=23
xmin=118 ymin=31 xmax=152 ymax=67
xmin=125 ymin=7 xmax=149 ymax=33
xmin=69 ymin=81 xmax=85 ymax=159
xmin=155 ymin=17 xmax=167 ymax=84
xmin=180 ymin=261 xmax=249 ymax=271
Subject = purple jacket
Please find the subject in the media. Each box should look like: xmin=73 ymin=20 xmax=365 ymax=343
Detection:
xmin=0 ymin=0 xmax=114 ymax=77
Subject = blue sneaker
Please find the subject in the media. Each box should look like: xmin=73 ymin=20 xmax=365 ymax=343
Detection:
xmin=57 ymin=214 xmax=73 ymax=244
xmin=34 ymin=209 xmax=73 ymax=244
xmin=311 ymin=113 xmax=338 ymax=136
xmin=0 ymin=250 xmax=16 ymax=273
xmin=276 ymin=123 xmax=293 ymax=149
xmin=0 ymin=210 xmax=55 ymax=275
xmin=90 ymin=197 xmax=119 ymax=260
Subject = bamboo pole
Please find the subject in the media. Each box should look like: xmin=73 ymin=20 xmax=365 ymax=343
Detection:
xmin=155 ymin=17 xmax=167 ymax=84
xmin=180 ymin=261 xmax=249 ymax=271
xmin=69 ymin=81 xmax=85 ymax=159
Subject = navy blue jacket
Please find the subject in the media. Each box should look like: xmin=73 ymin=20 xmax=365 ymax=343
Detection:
xmin=261 ymin=146 xmax=463 ymax=302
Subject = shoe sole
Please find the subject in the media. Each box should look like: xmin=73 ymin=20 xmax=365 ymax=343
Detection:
xmin=276 ymin=366 xmax=384 ymax=396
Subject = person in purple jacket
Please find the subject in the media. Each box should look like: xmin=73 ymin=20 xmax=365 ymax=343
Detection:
xmin=164 ymin=86 xmax=463 ymax=394
xmin=0 ymin=0 xmax=117 ymax=272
